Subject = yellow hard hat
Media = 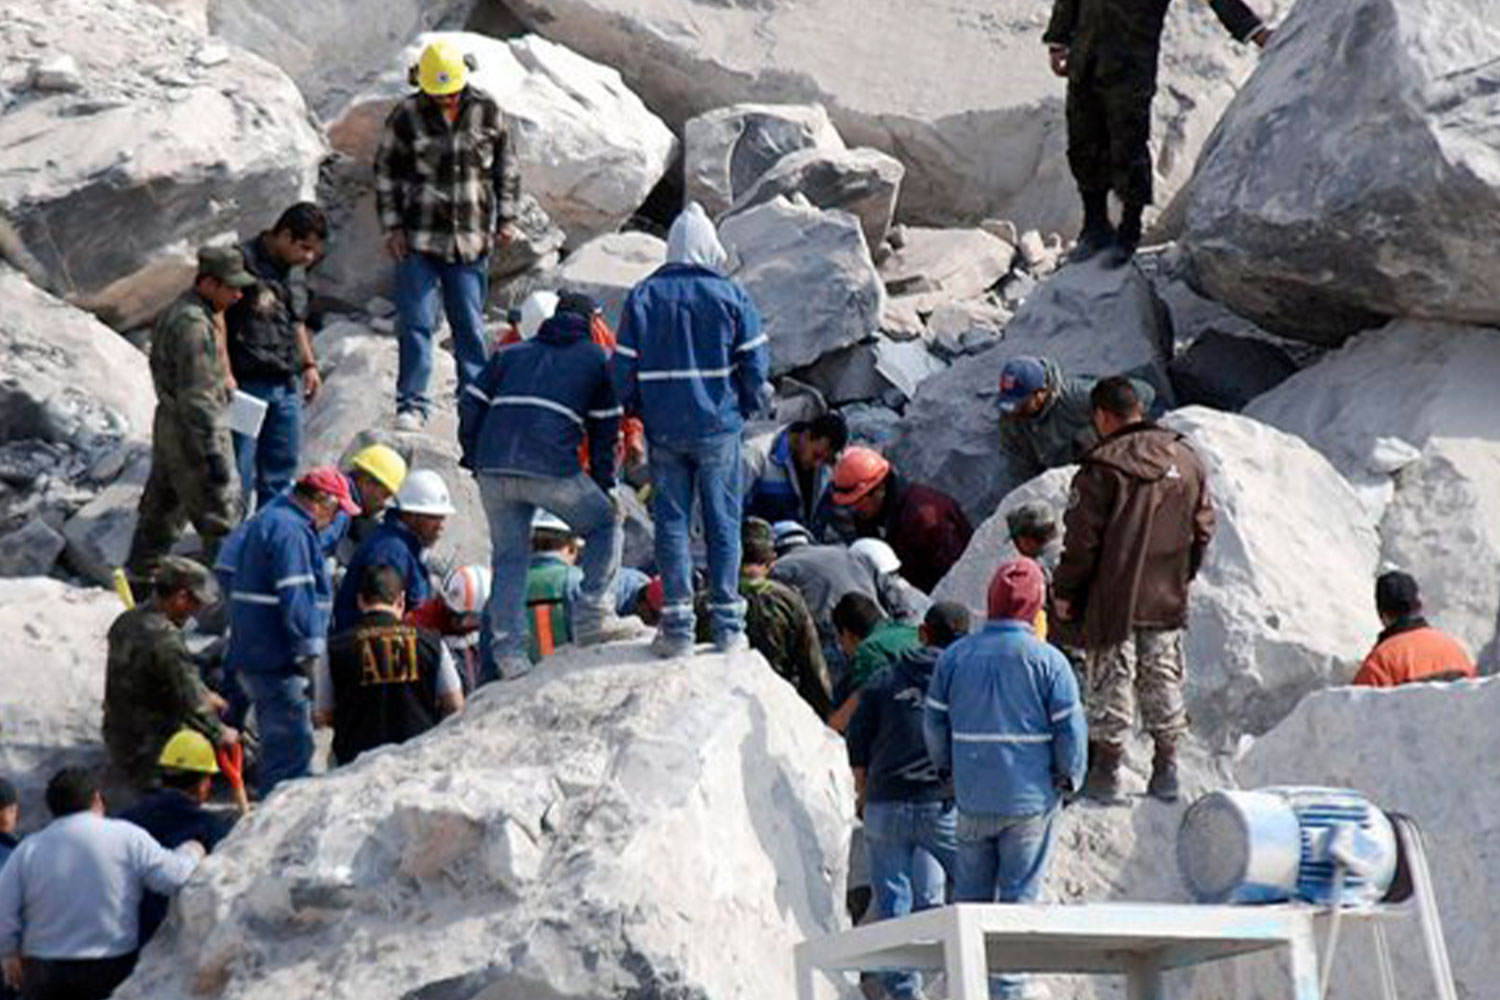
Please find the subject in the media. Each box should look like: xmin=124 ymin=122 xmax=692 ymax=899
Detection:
xmin=159 ymin=729 xmax=219 ymax=775
xmin=417 ymin=41 xmax=470 ymax=96
xmin=348 ymin=444 xmax=408 ymax=494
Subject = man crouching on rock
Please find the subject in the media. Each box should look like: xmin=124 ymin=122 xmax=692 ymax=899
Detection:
xmin=1053 ymin=377 xmax=1215 ymax=804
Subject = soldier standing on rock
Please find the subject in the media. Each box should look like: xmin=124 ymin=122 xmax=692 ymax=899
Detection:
xmin=125 ymin=246 xmax=254 ymax=587
xmin=1053 ymin=377 xmax=1214 ymax=804
xmin=1044 ymin=0 xmax=1271 ymax=266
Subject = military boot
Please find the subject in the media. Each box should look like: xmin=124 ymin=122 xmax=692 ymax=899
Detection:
xmin=1104 ymin=202 xmax=1144 ymax=268
xmin=1147 ymin=736 xmax=1181 ymax=802
xmin=1066 ymin=189 xmax=1116 ymax=264
xmin=1081 ymin=741 xmax=1126 ymax=804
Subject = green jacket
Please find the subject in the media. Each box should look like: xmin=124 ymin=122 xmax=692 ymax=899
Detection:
xmin=102 ymin=601 xmax=223 ymax=789
xmin=850 ymin=619 xmax=922 ymax=691
xmin=696 ymin=574 xmax=834 ymax=719
xmin=998 ymin=359 xmax=1157 ymax=481
xmin=149 ymin=291 xmax=233 ymax=474
xmin=526 ymin=557 xmax=574 ymax=662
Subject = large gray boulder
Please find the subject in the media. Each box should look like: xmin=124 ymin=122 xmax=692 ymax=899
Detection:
xmin=207 ymin=0 xmax=476 ymax=119
xmin=1237 ymin=679 xmax=1500 ymax=1000
xmin=684 ymin=103 xmax=846 ymax=218
xmin=720 ymin=198 xmax=886 ymax=376
xmin=500 ymin=0 xmax=1276 ymax=235
xmin=889 ymin=259 xmax=1171 ymax=522
xmin=729 ymin=146 xmax=905 ymax=252
xmin=550 ymin=231 xmax=666 ymax=332
xmin=880 ymin=227 xmax=1016 ymax=312
xmin=934 ymin=407 xmax=1381 ymax=747
xmin=0 ymin=579 xmax=119 ymax=830
xmin=319 ymin=31 xmax=675 ymax=305
xmin=116 ymin=643 xmax=853 ymax=1000
xmin=1180 ymin=0 xmax=1500 ymax=344
xmin=0 ymin=0 xmax=325 ymax=330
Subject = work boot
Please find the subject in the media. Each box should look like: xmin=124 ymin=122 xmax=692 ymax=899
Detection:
xmin=1081 ymin=741 xmax=1126 ymax=804
xmin=1103 ymin=202 xmax=1144 ymax=268
xmin=574 ymin=612 xmax=638 ymax=647
xmin=1147 ymin=737 xmax=1181 ymax=802
xmin=1066 ymin=189 xmax=1115 ymax=264
xmin=649 ymin=629 xmax=695 ymax=659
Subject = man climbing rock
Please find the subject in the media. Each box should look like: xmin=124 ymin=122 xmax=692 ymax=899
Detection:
xmin=103 ymin=556 xmax=238 ymax=797
xmin=1045 ymin=0 xmax=1270 ymax=266
xmin=376 ymin=39 xmax=521 ymax=430
xmin=125 ymin=246 xmax=253 ymax=585
xmin=1054 ymin=377 xmax=1214 ymax=803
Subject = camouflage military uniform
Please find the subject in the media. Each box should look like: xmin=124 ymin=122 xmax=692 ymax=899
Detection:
xmin=1044 ymin=0 xmax=1265 ymax=208
xmin=103 ymin=599 xmax=225 ymax=791
xmin=125 ymin=290 xmax=240 ymax=581
xmin=1085 ymin=627 xmax=1188 ymax=744
xmin=698 ymin=574 xmax=834 ymax=719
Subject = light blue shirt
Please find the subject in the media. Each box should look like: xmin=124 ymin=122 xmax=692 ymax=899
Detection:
xmin=0 ymin=812 xmax=199 ymax=959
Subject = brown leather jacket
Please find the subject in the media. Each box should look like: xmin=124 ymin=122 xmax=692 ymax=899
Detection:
xmin=1054 ymin=422 xmax=1215 ymax=649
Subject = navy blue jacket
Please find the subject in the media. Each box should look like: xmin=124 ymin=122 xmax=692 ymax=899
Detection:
xmin=846 ymin=646 xmax=953 ymax=804
xmin=227 ymin=494 xmax=331 ymax=675
xmin=615 ymin=263 xmax=770 ymax=447
xmin=459 ymin=312 xmax=621 ymax=486
xmin=118 ymin=789 xmax=236 ymax=945
xmin=744 ymin=427 xmax=828 ymax=527
xmin=333 ymin=512 xmax=432 ymax=632
xmin=924 ymin=621 xmax=1087 ymax=817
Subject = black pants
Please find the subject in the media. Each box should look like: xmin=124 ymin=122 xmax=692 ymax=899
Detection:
xmin=20 ymin=953 xmax=137 ymax=1000
xmin=1066 ymin=47 xmax=1159 ymax=207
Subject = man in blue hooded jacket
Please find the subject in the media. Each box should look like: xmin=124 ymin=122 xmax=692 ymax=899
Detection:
xmin=615 ymin=203 xmax=771 ymax=657
xmin=460 ymin=291 xmax=633 ymax=682
xmin=924 ymin=557 xmax=1087 ymax=999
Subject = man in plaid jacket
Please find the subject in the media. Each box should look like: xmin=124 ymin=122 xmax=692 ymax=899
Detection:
xmin=375 ymin=38 xmax=521 ymax=430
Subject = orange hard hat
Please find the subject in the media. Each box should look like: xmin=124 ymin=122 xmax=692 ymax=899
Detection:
xmin=830 ymin=447 xmax=891 ymax=506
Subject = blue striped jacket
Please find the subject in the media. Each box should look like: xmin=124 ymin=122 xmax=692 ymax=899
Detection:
xmin=615 ymin=263 xmax=770 ymax=446
xmin=459 ymin=312 xmax=622 ymax=485
xmin=226 ymin=494 xmax=332 ymax=675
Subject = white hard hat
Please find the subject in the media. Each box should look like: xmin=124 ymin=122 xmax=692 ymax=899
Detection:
xmin=518 ymin=290 xmax=559 ymax=341
xmin=850 ymin=537 xmax=901 ymax=576
xmin=531 ymin=509 xmax=571 ymax=533
xmin=442 ymin=564 xmax=491 ymax=614
xmin=395 ymin=469 xmax=456 ymax=516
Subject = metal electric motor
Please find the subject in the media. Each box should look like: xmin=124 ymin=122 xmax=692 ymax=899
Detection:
xmin=1178 ymin=786 xmax=1400 ymax=906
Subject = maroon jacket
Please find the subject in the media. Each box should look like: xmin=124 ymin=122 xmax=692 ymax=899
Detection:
xmin=862 ymin=477 xmax=974 ymax=594
xmin=1054 ymin=422 xmax=1214 ymax=650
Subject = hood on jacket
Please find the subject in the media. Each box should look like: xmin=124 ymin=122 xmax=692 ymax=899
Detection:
xmin=894 ymin=644 xmax=942 ymax=688
xmin=1087 ymin=422 xmax=1190 ymax=483
xmin=987 ymin=558 xmax=1045 ymax=623
xmin=666 ymin=202 xmax=728 ymax=270
xmin=535 ymin=310 xmax=592 ymax=347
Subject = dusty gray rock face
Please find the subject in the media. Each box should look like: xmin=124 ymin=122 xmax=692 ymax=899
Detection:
xmin=1180 ymin=0 xmax=1500 ymax=344
xmin=684 ymin=103 xmax=846 ymax=217
xmin=1236 ymin=679 xmax=1500 ymax=1000
xmin=729 ymin=146 xmax=904 ymax=251
xmin=0 ymin=519 xmax=66 ymax=578
xmin=879 ymin=227 xmax=1015 ymax=312
xmin=207 ymin=0 xmax=476 ymax=119
xmin=61 ymin=453 xmax=151 ymax=586
xmin=116 ymin=644 xmax=852 ymax=1000
xmin=0 ymin=0 xmax=325 ymax=330
xmin=501 ymin=0 xmax=1273 ymax=235
xmin=889 ymin=260 xmax=1171 ymax=522
xmin=936 ymin=408 xmax=1380 ymax=746
xmin=795 ymin=339 xmax=946 ymax=408
xmin=0 ymin=579 xmax=119 ymax=830
xmin=0 ymin=272 xmax=155 ymax=580
xmin=1168 ymin=330 xmax=1298 ymax=412
xmin=720 ymin=198 xmax=885 ymax=375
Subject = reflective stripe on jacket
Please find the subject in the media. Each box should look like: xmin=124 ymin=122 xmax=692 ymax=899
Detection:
xmin=226 ymin=494 xmax=331 ymax=674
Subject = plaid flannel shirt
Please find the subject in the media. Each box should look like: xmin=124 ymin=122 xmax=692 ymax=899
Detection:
xmin=373 ymin=87 xmax=521 ymax=263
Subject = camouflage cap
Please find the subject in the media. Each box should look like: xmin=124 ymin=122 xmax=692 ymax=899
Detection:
xmin=1006 ymin=501 xmax=1058 ymax=542
xmin=155 ymin=555 xmax=219 ymax=604
xmin=197 ymin=245 xmax=256 ymax=288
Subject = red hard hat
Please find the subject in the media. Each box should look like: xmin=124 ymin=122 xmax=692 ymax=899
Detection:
xmin=830 ymin=447 xmax=892 ymax=506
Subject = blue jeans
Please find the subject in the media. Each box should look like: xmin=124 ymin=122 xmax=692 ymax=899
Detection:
xmin=650 ymin=433 xmax=745 ymax=643
xmin=864 ymin=799 xmax=958 ymax=999
xmin=394 ymin=252 xmax=489 ymax=415
xmin=240 ymin=672 xmax=313 ymax=799
xmin=954 ymin=808 xmax=1059 ymax=999
xmin=233 ymin=376 xmax=302 ymax=513
xmin=477 ymin=472 xmax=622 ymax=677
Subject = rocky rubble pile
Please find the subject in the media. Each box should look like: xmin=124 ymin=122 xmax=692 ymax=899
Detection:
xmin=115 ymin=643 xmax=853 ymax=1000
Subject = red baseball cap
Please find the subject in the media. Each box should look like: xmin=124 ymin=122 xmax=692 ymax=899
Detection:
xmin=299 ymin=466 xmax=361 ymax=515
